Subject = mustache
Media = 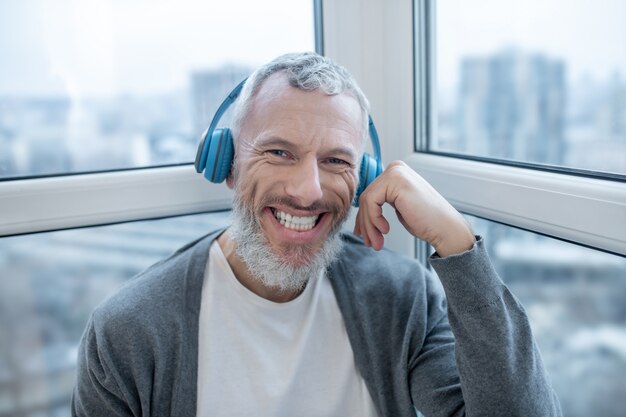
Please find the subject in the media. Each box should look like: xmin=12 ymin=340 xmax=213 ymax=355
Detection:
xmin=258 ymin=195 xmax=342 ymax=214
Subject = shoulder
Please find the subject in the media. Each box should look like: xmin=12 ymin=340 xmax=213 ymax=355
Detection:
xmin=90 ymin=229 xmax=222 ymax=343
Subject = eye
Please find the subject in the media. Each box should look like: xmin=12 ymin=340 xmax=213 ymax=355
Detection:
xmin=267 ymin=149 xmax=289 ymax=158
xmin=326 ymin=157 xmax=349 ymax=165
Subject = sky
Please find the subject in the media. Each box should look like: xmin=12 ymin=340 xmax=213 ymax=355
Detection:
xmin=1 ymin=0 xmax=625 ymax=98
xmin=437 ymin=0 xmax=626 ymax=88
xmin=0 ymin=0 xmax=315 ymax=97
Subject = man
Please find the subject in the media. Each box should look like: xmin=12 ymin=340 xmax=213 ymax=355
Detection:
xmin=72 ymin=52 xmax=562 ymax=416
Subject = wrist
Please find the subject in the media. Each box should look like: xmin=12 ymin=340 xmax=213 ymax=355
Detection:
xmin=432 ymin=217 xmax=476 ymax=257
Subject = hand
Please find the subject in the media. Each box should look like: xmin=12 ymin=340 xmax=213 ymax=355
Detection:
xmin=354 ymin=160 xmax=475 ymax=257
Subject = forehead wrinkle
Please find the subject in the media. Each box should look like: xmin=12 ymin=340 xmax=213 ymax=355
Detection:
xmin=250 ymin=76 xmax=362 ymax=130
xmin=239 ymin=75 xmax=364 ymax=155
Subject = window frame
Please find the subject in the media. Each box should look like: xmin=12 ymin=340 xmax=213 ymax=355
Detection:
xmin=322 ymin=0 xmax=417 ymax=258
xmin=407 ymin=152 xmax=626 ymax=256
xmin=0 ymin=166 xmax=232 ymax=237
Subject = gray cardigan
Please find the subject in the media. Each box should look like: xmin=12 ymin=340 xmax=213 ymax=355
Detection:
xmin=72 ymin=230 xmax=562 ymax=416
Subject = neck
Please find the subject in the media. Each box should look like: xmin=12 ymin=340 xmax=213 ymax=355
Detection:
xmin=217 ymin=230 xmax=305 ymax=303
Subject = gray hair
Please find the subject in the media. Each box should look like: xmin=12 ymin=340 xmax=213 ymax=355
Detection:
xmin=230 ymin=52 xmax=370 ymax=143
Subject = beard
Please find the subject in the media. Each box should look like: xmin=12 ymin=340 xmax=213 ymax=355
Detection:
xmin=228 ymin=188 xmax=350 ymax=294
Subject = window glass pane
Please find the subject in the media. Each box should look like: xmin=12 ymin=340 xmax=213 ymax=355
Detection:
xmin=0 ymin=212 xmax=229 ymax=416
xmin=435 ymin=0 xmax=626 ymax=175
xmin=467 ymin=215 xmax=626 ymax=417
xmin=0 ymin=0 xmax=315 ymax=179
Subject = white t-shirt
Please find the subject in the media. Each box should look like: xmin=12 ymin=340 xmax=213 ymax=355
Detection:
xmin=196 ymin=241 xmax=378 ymax=417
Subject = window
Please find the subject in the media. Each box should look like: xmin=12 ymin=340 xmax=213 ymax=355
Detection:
xmin=0 ymin=213 xmax=230 ymax=416
xmin=0 ymin=0 xmax=318 ymax=238
xmin=433 ymin=0 xmax=626 ymax=176
xmin=0 ymin=0 xmax=315 ymax=179
xmin=467 ymin=216 xmax=626 ymax=417
xmin=410 ymin=1 xmax=626 ymax=414
xmin=410 ymin=0 xmax=626 ymax=256
xmin=0 ymin=0 xmax=624 ymax=414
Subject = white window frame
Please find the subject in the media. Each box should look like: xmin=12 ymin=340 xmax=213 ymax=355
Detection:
xmin=322 ymin=0 xmax=417 ymax=257
xmin=0 ymin=166 xmax=232 ymax=236
xmin=408 ymin=153 xmax=626 ymax=256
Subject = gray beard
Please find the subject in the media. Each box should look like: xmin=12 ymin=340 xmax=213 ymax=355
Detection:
xmin=228 ymin=194 xmax=345 ymax=294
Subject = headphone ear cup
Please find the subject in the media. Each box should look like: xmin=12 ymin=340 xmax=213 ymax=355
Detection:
xmin=354 ymin=152 xmax=382 ymax=207
xmin=195 ymin=128 xmax=210 ymax=173
xmin=203 ymin=128 xmax=234 ymax=183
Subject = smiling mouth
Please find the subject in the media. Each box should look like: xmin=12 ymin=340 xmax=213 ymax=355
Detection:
xmin=270 ymin=208 xmax=323 ymax=232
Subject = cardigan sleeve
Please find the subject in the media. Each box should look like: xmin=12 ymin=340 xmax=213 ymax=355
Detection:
xmin=410 ymin=236 xmax=562 ymax=416
xmin=71 ymin=315 xmax=138 ymax=417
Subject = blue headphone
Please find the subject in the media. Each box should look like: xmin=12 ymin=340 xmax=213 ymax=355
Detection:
xmin=194 ymin=79 xmax=383 ymax=207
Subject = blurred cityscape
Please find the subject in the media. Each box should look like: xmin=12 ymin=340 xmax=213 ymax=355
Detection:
xmin=437 ymin=49 xmax=626 ymax=174
xmin=0 ymin=65 xmax=251 ymax=179
xmin=469 ymin=218 xmax=626 ymax=417
xmin=0 ymin=51 xmax=625 ymax=417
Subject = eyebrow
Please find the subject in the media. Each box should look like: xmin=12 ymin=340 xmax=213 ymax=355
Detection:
xmin=256 ymin=137 xmax=359 ymax=162
xmin=256 ymin=137 xmax=297 ymax=152
xmin=325 ymin=146 xmax=358 ymax=162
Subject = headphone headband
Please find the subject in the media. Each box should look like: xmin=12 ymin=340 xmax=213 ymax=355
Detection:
xmin=195 ymin=79 xmax=247 ymax=173
xmin=368 ymin=117 xmax=382 ymax=166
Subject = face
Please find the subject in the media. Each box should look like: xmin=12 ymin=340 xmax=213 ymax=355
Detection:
xmin=229 ymin=73 xmax=363 ymax=271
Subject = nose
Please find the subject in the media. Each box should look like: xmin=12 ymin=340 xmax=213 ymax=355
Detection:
xmin=284 ymin=156 xmax=324 ymax=207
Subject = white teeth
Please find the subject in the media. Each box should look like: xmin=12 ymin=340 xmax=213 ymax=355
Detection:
xmin=272 ymin=209 xmax=319 ymax=231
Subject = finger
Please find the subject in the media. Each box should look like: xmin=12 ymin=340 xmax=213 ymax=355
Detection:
xmin=356 ymin=204 xmax=374 ymax=247
xmin=364 ymin=207 xmax=386 ymax=250
xmin=354 ymin=202 xmax=363 ymax=234
xmin=360 ymin=202 xmax=386 ymax=236
xmin=354 ymin=208 xmax=367 ymax=244
xmin=356 ymin=179 xmax=394 ymax=250
xmin=361 ymin=216 xmax=371 ymax=247
xmin=395 ymin=209 xmax=411 ymax=232
xmin=360 ymin=199 xmax=385 ymax=250
xmin=353 ymin=215 xmax=361 ymax=237
xmin=375 ymin=213 xmax=390 ymax=235
xmin=369 ymin=228 xmax=385 ymax=250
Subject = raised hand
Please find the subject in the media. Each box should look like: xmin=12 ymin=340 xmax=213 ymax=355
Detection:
xmin=354 ymin=160 xmax=475 ymax=257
